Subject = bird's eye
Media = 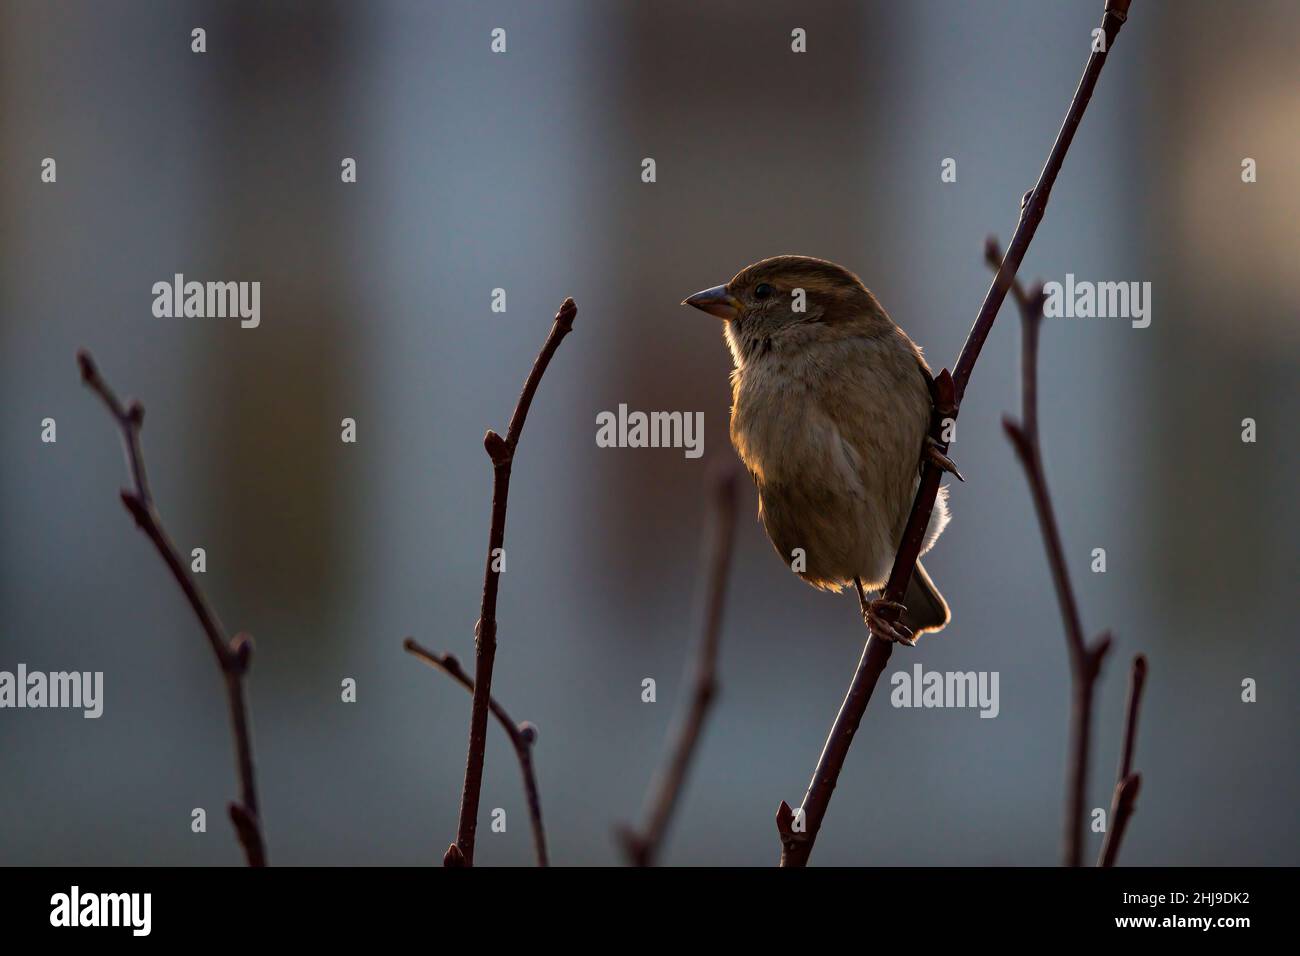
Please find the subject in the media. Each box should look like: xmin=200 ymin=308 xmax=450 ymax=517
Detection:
xmin=753 ymin=283 xmax=775 ymax=300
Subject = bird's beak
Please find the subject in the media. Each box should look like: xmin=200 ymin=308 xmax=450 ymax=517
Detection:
xmin=682 ymin=284 xmax=742 ymax=321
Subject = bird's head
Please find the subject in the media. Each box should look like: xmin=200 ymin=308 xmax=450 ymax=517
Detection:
xmin=682 ymin=255 xmax=892 ymax=366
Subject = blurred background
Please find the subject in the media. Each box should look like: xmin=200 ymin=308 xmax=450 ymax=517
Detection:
xmin=1 ymin=0 xmax=1296 ymax=866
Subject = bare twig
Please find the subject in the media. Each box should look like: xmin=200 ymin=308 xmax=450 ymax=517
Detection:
xmin=78 ymin=350 xmax=267 ymax=867
xmin=776 ymin=0 xmax=1135 ymax=867
xmin=1099 ymin=654 xmax=1147 ymax=866
xmin=450 ymin=297 xmax=577 ymax=867
xmin=404 ymin=638 xmax=548 ymax=866
xmin=618 ymin=467 xmax=739 ymax=867
xmin=993 ymin=241 xmax=1113 ymax=867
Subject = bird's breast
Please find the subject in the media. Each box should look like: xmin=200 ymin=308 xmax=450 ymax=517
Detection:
xmin=729 ymin=336 xmax=931 ymax=522
xmin=730 ymin=361 xmax=865 ymax=499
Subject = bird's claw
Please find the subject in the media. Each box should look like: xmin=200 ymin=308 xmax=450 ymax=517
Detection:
xmin=865 ymin=598 xmax=916 ymax=646
xmin=925 ymin=435 xmax=964 ymax=481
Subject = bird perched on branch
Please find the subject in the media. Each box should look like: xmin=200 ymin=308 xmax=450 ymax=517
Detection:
xmin=684 ymin=255 xmax=959 ymax=644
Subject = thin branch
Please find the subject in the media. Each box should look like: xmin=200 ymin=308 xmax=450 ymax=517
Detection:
xmin=1099 ymin=654 xmax=1147 ymax=866
xmin=78 ymin=350 xmax=266 ymax=867
xmin=993 ymin=242 xmax=1113 ymax=867
xmin=404 ymin=638 xmax=548 ymax=866
xmin=618 ymin=467 xmax=739 ymax=867
xmin=775 ymin=0 xmax=1134 ymax=867
xmin=449 ymin=297 xmax=577 ymax=867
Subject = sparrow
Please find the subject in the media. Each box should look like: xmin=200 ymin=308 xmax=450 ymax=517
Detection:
xmin=684 ymin=255 xmax=959 ymax=644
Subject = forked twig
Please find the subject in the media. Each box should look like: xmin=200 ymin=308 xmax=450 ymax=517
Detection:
xmin=1099 ymin=654 xmax=1147 ymax=866
xmin=78 ymin=350 xmax=267 ymax=867
xmin=618 ymin=467 xmax=739 ymax=866
xmin=404 ymin=638 xmax=548 ymax=866
xmin=992 ymin=241 xmax=1113 ymax=867
xmin=449 ymin=297 xmax=577 ymax=866
xmin=776 ymin=0 xmax=1135 ymax=866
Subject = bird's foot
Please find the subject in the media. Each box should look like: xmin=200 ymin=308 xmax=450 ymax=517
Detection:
xmin=924 ymin=435 xmax=964 ymax=482
xmin=864 ymin=598 xmax=916 ymax=646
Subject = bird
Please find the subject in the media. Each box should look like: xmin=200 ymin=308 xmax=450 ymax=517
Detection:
xmin=683 ymin=255 xmax=960 ymax=644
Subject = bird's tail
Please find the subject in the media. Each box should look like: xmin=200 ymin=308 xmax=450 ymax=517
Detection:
xmin=903 ymin=559 xmax=950 ymax=638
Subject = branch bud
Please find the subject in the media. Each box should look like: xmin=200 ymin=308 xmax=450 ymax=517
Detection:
xmin=484 ymin=429 xmax=510 ymax=465
xmin=443 ymin=843 xmax=468 ymax=867
xmin=229 ymin=632 xmax=254 ymax=673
